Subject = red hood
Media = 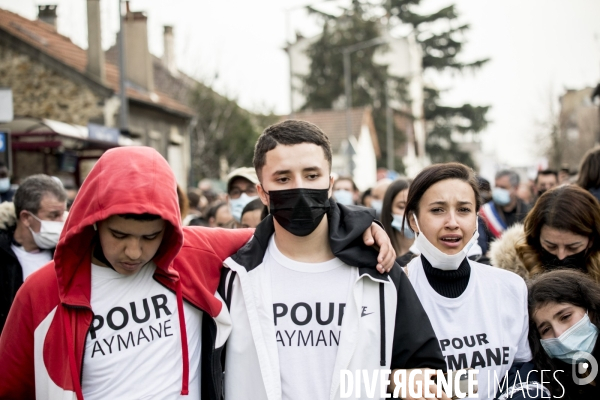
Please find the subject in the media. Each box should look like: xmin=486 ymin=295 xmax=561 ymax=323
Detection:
xmin=54 ymin=147 xmax=183 ymax=307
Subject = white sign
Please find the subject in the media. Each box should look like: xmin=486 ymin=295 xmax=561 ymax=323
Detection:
xmin=0 ymin=88 xmax=13 ymax=123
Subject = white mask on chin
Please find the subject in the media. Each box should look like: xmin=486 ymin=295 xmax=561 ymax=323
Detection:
xmin=413 ymin=214 xmax=479 ymax=271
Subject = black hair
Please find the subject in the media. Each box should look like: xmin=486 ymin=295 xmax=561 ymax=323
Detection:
xmin=118 ymin=213 xmax=161 ymax=221
xmin=187 ymin=191 xmax=200 ymax=208
xmin=188 ymin=217 xmax=210 ymax=227
xmin=360 ymin=188 xmax=372 ymax=206
xmin=535 ymin=169 xmax=558 ymax=184
xmin=253 ymin=120 xmax=332 ymax=180
xmin=380 ymin=179 xmax=411 ymax=254
xmin=528 ymin=269 xmax=600 ymax=396
xmin=241 ymin=198 xmax=267 ymax=220
xmin=476 ymin=176 xmax=491 ymax=192
xmin=206 ymin=201 xmax=227 ymax=221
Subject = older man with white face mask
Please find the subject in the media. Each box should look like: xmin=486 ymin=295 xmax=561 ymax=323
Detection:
xmin=0 ymin=174 xmax=67 ymax=332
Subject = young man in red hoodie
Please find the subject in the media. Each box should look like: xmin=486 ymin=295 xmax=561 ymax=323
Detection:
xmin=0 ymin=146 xmax=393 ymax=399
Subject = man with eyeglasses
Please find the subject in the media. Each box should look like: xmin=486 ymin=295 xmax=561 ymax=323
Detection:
xmin=0 ymin=174 xmax=67 ymax=333
xmin=226 ymin=167 xmax=259 ymax=226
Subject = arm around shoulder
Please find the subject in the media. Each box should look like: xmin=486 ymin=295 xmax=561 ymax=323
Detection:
xmin=390 ymin=269 xmax=446 ymax=372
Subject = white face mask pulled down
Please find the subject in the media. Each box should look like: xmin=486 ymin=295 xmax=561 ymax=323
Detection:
xmin=413 ymin=214 xmax=479 ymax=271
xmin=28 ymin=213 xmax=65 ymax=249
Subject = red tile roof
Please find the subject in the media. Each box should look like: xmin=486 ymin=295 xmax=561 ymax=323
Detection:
xmin=0 ymin=8 xmax=194 ymax=117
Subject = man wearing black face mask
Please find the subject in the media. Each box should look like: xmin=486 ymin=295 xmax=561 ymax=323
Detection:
xmin=219 ymin=120 xmax=448 ymax=400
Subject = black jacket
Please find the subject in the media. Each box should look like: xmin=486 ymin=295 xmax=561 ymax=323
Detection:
xmin=0 ymin=227 xmax=22 ymax=333
xmin=215 ymin=199 xmax=446 ymax=398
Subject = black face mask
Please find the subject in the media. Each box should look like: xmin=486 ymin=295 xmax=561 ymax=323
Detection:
xmin=265 ymin=187 xmax=331 ymax=237
xmin=540 ymin=247 xmax=588 ymax=273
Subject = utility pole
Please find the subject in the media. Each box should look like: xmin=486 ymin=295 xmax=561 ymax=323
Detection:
xmin=343 ymin=50 xmax=352 ymax=175
xmin=385 ymin=0 xmax=394 ymax=171
xmin=342 ymin=36 xmax=388 ymax=177
xmin=118 ymin=0 xmax=129 ymax=134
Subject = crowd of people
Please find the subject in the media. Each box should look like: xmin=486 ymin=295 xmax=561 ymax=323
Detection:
xmin=1 ymin=121 xmax=600 ymax=399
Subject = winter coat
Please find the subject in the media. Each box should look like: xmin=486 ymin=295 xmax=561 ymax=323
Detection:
xmin=0 ymin=201 xmax=20 ymax=332
xmin=489 ymin=224 xmax=529 ymax=279
xmin=220 ymin=201 xmax=446 ymax=400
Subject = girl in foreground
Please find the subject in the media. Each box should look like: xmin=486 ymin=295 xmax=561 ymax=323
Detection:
xmin=528 ymin=269 xmax=600 ymax=399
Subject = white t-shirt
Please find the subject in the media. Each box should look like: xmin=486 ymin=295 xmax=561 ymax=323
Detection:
xmin=406 ymin=258 xmax=531 ymax=400
xmin=11 ymin=243 xmax=52 ymax=280
xmin=82 ymin=263 xmax=203 ymax=400
xmin=267 ymin=236 xmax=354 ymax=400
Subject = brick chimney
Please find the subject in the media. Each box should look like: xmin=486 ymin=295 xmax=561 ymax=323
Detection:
xmin=86 ymin=0 xmax=106 ymax=83
xmin=162 ymin=25 xmax=178 ymax=76
xmin=38 ymin=5 xmax=57 ymax=29
xmin=124 ymin=6 xmax=154 ymax=92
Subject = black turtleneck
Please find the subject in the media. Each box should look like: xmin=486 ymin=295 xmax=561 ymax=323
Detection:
xmin=421 ymin=255 xmax=471 ymax=298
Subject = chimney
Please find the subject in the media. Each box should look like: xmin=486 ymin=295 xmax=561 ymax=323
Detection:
xmin=162 ymin=26 xmax=178 ymax=76
xmin=38 ymin=5 xmax=57 ymax=29
xmin=86 ymin=0 xmax=106 ymax=83
xmin=124 ymin=7 xmax=154 ymax=92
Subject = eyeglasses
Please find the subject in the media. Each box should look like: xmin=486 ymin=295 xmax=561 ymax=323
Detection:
xmin=229 ymin=187 xmax=258 ymax=199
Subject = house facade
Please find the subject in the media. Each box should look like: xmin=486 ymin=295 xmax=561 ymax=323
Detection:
xmin=282 ymin=108 xmax=380 ymax=191
xmin=0 ymin=3 xmax=193 ymax=187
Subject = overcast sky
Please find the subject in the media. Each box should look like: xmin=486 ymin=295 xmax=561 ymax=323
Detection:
xmin=2 ymin=0 xmax=599 ymax=168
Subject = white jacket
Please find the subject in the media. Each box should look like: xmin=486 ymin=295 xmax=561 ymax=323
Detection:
xmin=219 ymin=207 xmax=446 ymax=400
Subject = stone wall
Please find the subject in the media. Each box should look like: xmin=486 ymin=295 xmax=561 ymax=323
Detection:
xmin=0 ymin=42 xmax=104 ymax=125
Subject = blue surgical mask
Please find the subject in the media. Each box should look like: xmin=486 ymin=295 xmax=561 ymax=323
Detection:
xmin=371 ymin=199 xmax=382 ymax=215
xmin=229 ymin=193 xmax=258 ymax=223
xmin=0 ymin=177 xmax=10 ymax=193
xmin=333 ymin=189 xmax=354 ymax=206
xmin=391 ymin=214 xmax=415 ymax=239
xmin=492 ymin=188 xmax=511 ymax=206
xmin=541 ymin=313 xmax=599 ymax=364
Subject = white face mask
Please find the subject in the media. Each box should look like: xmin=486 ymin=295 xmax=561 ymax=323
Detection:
xmin=0 ymin=177 xmax=10 ymax=193
xmin=229 ymin=193 xmax=258 ymax=223
xmin=413 ymin=214 xmax=479 ymax=271
xmin=371 ymin=199 xmax=383 ymax=214
xmin=28 ymin=212 xmax=65 ymax=249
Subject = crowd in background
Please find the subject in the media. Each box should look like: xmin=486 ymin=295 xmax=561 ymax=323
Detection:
xmin=3 ymin=139 xmax=600 ymax=399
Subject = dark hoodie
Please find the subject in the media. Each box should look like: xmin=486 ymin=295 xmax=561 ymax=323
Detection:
xmin=0 ymin=147 xmax=253 ymax=400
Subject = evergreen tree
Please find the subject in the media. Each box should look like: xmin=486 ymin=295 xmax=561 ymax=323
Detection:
xmin=301 ymin=1 xmax=409 ymax=171
xmin=390 ymin=0 xmax=490 ymax=166
xmin=301 ymin=0 xmax=490 ymax=168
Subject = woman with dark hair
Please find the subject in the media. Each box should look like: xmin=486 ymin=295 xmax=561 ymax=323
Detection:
xmin=528 ymin=269 xmax=600 ymax=399
xmin=380 ymin=179 xmax=416 ymax=266
xmin=239 ymin=198 xmax=268 ymax=228
xmin=577 ymin=146 xmax=600 ymax=201
xmin=404 ymin=162 xmax=539 ymax=399
xmin=490 ymin=185 xmax=600 ymax=283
